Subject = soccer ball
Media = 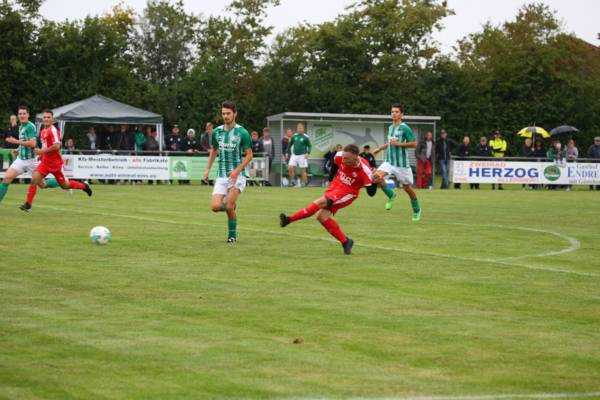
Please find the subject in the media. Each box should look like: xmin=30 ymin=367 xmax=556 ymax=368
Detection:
xmin=89 ymin=226 xmax=111 ymax=245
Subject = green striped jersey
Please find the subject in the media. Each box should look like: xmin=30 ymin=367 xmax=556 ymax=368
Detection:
xmin=385 ymin=122 xmax=415 ymax=168
xmin=211 ymin=124 xmax=252 ymax=178
xmin=288 ymin=133 xmax=312 ymax=155
xmin=18 ymin=121 xmax=37 ymax=160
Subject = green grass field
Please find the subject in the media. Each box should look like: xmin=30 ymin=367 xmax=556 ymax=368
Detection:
xmin=1 ymin=183 xmax=599 ymax=399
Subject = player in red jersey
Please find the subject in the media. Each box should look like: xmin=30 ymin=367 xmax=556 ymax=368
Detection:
xmin=19 ymin=109 xmax=92 ymax=211
xmin=279 ymin=144 xmax=377 ymax=254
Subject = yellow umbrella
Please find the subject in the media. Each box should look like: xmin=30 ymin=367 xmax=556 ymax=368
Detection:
xmin=517 ymin=126 xmax=550 ymax=138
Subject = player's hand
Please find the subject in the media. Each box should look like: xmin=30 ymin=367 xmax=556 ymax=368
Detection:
xmin=202 ymin=170 xmax=209 ymax=181
xmin=304 ymin=154 xmax=308 ymax=159
xmin=11 ymin=149 xmax=18 ymax=157
xmin=34 ymin=148 xmax=42 ymax=156
xmin=6 ymin=137 xmax=18 ymax=144
xmin=228 ymin=169 xmax=240 ymax=184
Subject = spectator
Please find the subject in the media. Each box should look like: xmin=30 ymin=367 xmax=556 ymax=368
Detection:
xmin=532 ymin=140 xmax=547 ymax=159
xmin=434 ymin=129 xmax=457 ymax=189
xmin=182 ymin=129 xmax=198 ymax=153
xmin=251 ymin=130 xmax=263 ymax=154
xmin=547 ymin=139 xmax=566 ymax=162
xmin=489 ymin=130 xmax=507 ymax=190
xmin=64 ymin=138 xmax=76 ymax=153
xmin=259 ymin=127 xmax=274 ymax=171
xmin=415 ymin=131 xmax=434 ymax=189
xmin=521 ymin=138 xmax=533 ymax=189
xmin=133 ymin=126 xmax=146 ymax=154
xmin=116 ymin=124 xmax=133 ymax=152
xmin=566 ymin=139 xmax=578 ymax=161
xmin=281 ymin=128 xmax=293 ymax=163
xmin=144 ymin=129 xmax=160 ymax=185
xmin=2 ymin=114 xmax=19 ymax=168
xmin=473 ymin=136 xmax=492 ymax=189
xmin=200 ymin=122 xmax=213 ymax=152
xmin=587 ymin=137 xmax=600 ymax=190
xmin=86 ymin=127 xmax=98 ymax=151
xmin=455 ymin=135 xmax=474 ymax=189
xmin=166 ymin=124 xmax=182 ymax=152
xmin=101 ymin=125 xmax=116 ymax=151
xmin=324 ymin=144 xmax=342 ymax=185
xmin=359 ymin=145 xmax=377 ymax=169
xmin=521 ymin=138 xmax=533 ymax=158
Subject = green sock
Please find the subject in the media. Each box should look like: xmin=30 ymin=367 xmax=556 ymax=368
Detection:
xmin=382 ymin=186 xmax=395 ymax=199
xmin=228 ymin=219 xmax=237 ymax=239
xmin=45 ymin=178 xmax=59 ymax=188
xmin=411 ymin=198 xmax=420 ymax=213
xmin=0 ymin=182 xmax=8 ymax=203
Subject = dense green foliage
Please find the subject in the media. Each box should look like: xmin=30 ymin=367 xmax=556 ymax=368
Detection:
xmin=1 ymin=0 xmax=599 ymax=152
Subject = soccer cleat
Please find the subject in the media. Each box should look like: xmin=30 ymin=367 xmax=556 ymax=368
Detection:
xmin=226 ymin=237 xmax=236 ymax=243
xmin=385 ymin=192 xmax=396 ymax=210
xmin=279 ymin=213 xmax=290 ymax=227
xmin=83 ymin=182 xmax=93 ymax=197
xmin=19 ymin=202 xmax=31 ymax=212
xmin=342 ymin=238 xmax=354 ymax=255
xmin=412 ymin=209 xmax=421 ymax=222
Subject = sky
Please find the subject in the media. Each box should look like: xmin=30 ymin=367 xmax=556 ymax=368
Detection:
xmin=39 ymin=0 xmax=599 ymax=53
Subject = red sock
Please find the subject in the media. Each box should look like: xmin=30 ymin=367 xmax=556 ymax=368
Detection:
xmin=26 ymin=184 xmax=37 ymax=205
xmin=289 ymin=202 xmax=320 ymax=222
xmin=69 ymin=180 xmax=85 ymax=190
xmin=321 ymin=218 xmax=347 ymax=244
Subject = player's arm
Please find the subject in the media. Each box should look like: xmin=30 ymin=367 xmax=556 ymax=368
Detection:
xmin=203 ymin=146 xmax=218 ymax=180
xmin=304 ymin=136 xmax=312 ymax=158
xmin=229 ymin=131 xmax=253 ymax=182
xmin=372 ymin=143 xmax=388 ymax=155
xmin=34 ymin=142 xmax=60 ymax=155
xmin=6 ymin=136 xmax=36 ymax=148
xmin=390 ymin=138 xmax=417 ymax=148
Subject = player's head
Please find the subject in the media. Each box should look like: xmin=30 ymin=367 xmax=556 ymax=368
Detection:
xmin=9 ymin=114 xmax=17 ymax=126
xmin=296 ymin=123 xmax=305 ymax=133
xmin=221 ymin=101 xmax=237 ymax=125
xmin=363 ymin=144 xmax=370 ymax=153
xmin=341 ymin=144 xmax=360 ymax=167
xmin=17 ymin=105 xmax=29 ymax=123
xmin=391 ymin=103 xmax=404 ymax=122
xmin=41 ymin=109 xmax=54 ymax=127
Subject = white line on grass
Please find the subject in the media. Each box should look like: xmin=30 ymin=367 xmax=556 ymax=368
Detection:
xmin=285 ymin=391 xmax=600 ymax=400
xmin=34 ymin=205 xmax=599 ymax=278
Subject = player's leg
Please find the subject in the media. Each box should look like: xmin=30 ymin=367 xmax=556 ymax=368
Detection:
xmin=374 ymin=165 xmax=396 ymax=209
xmin=20 ymin=170 xmax=45 ymax=211
xmin=57 ymin=173 xmax=92 ymax=195
xmin=280 ymin=195 xmax=328 ymax=227
xmin=300 ymin=167 xmax=307 ymax=186
xmin=210 ymin=178 xmax=228 ymax=212
xmin=299 ymin=155 xmax=308 ymax=186
xmin=0 ymin=166 xmax=20 ymax=204
xmin=287 ymin=156 xmax=296 ymax=186
xmin=224 ymin=187 xmax=241 ymax=242
xmin=398 ymin=167 xmax=421 ymax=221
xmin=315 ymin=209 xmax=353 ymax=255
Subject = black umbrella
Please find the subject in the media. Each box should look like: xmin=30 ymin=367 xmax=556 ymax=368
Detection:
xmin=550 ymin=125 xmax=579 ymax=137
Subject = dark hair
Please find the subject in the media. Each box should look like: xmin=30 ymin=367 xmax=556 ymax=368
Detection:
xmin=391 ymin=103 xmax=404 ymax=113
xmin=343 ymin=144 xmax=359 ymax=155
xmin=363 ymin=145 xmax=370 ymax=149
xmin=42 ymin=109 xmax=53 ymax=115
xmin=221 ymin=101 xmax=236 ymax=113
xmin=18 ymin=105 xmax=29 ymax=113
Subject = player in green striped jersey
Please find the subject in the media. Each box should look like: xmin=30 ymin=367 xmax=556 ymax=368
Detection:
xmin=203 ymin=101 xmax=253 ymax=243
xmin=372 ymin=103 xmax=421 ymax=221
xmin=0 ymin=105 xmax=60 ymax=207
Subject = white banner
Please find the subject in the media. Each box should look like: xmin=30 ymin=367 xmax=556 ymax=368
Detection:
xmin=451 ymin=160 xmax=600 ymax=185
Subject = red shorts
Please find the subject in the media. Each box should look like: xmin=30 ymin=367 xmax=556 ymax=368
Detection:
xmin=37 ymin=162 xmax=66 ymax=183
xmin=324 ymin=188 xmax=358 ymax=215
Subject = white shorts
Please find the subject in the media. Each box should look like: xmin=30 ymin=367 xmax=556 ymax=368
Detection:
xmin=377 ymin=162 xmax=414 ymax=185
xmin=9 ymin=158 xmax=39 ymax=175
xmin=212 ymin=175 xmax=247 ymax=196
xmin=288 ymin=154 xmax=308 ymax=169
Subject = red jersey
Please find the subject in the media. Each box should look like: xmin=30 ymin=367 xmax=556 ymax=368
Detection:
xmin=39 ymin=125 xmax=63 ymax=166
xmin=329 ymin=151 xmax=373 ymax=195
